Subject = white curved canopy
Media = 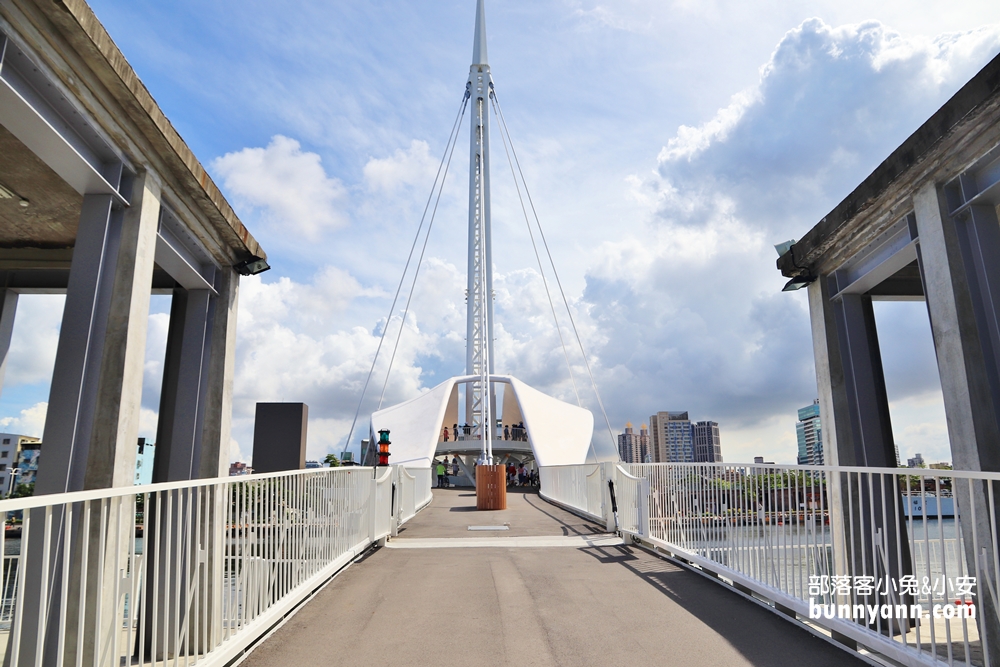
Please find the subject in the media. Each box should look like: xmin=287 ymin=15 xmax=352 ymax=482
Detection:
xmin=370 ymin=375 xmax=595 ymax=468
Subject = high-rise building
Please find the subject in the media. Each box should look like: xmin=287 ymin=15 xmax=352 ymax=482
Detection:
xmin=0 ymin=433 xmax=41 ymax=495
xmin=15 ymin=441 xmax=42 ymax=486
xmin=796 ymin=399 xmax=823 ymax=465
xmin=618 ymin=422 xmax=650 ymax=463
xmin=693 ymin=421 xmax=722 ymax=463
xmin=907 ymin=453 xmax=925 ymax=468
xmin=649 ymin=411 xmax=694 ymax=462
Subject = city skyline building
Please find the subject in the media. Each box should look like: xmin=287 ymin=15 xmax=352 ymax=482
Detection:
xmin=649 ymin=411 xmax=694 ymax=463
xmin=693 ymin=421 xmax=723 ymax=463
xmin=795 ymin=399 xmax=824 ymax=466
xmin=0 ymin=433 xmax=41 ymax=494
xmin=618 ymin=422 xmax=650 ymax=463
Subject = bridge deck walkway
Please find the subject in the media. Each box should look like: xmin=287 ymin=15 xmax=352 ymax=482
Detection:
xmin=243 ymin=488 xmax=864 ymax=667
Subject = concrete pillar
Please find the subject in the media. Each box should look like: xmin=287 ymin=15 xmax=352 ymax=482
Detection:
xmin=807 ymin=275 xmax=855 ymax=587
xmin=35 ymin=194 xmax=119 ymax=494
xmin=145 ymin=269 xmax=239 ymax=658
xmin=194 ymin=270 xmax=238 ymax=649
xmin=913 ymin=183 xmax=1000 ymax=660
xmin=142 ymin=286 xmax=213 ymax=661
xmin=808 ymin=276 xmax=914 ymax=628
xmin=153 ymin=288 xmax=212 ymax=482
xmin=11 ymin=172 xmax=161 ymax=667
xmin=0 ymin=289 xmax=17 ymax=401
xmin=198 ymin=269 xmax=239 ymax=479
xmin=87 ymin=171 xmax=161 ymax=488
xmin=835 ymin=293 xmax=914 ymax=625
xmin=831 ymin=293 xmax=897 ymax=468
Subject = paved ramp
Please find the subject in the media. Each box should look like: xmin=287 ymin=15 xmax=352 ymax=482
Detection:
xmin=243 ymin=489 xmax=864 ymax=667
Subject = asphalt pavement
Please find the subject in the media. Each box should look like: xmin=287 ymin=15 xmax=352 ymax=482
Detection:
xmin=242 ymin=487 xmax=866 ymax=667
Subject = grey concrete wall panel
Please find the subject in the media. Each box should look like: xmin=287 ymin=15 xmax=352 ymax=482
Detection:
xmin=252 ymin=403 xmax=309 ymax=473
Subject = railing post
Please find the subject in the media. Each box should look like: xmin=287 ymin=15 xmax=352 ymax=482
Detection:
xmin=603 ymin=462 xmax=615 ymax=532
xmin=369 ymin=473 xmax=378 ymax=546
xmin=638 ymin=476 xmax=650 ymax=538
xmin=390 ymin=467 xmax=400 ymax=538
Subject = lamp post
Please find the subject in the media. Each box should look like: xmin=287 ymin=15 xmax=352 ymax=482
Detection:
xmin=6 ymin=467 xmax=20 ymax=497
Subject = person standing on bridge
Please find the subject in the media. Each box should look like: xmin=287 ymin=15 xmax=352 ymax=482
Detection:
xmin=443 ymin=426 xmax=450 ymax=442
xmin=504 ymin=424 xmax=509 ymax=440
xmin=436 ymin=460 xmax=446 ymax=488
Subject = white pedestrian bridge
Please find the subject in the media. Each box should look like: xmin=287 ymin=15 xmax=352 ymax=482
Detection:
xmin=0 ymin=461 xmax=994 ymax=667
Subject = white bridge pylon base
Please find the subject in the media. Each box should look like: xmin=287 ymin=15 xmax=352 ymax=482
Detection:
xmin=370 ymin=375 xmax=594 ymax=468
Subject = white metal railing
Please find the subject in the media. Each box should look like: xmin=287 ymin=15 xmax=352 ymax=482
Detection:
xmin=538 ymin=464 xmax=604 ymax=522
xmin=395 ymin=467 xmax=433 ymax=529
xmin=0 ymin=464 xmax=426 ymax=667
xmin=541 ymin=462 xmax=1000 ymax=667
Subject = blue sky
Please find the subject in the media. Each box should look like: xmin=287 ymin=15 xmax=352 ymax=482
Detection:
xmin=3 ymin=0 xmax=1000 ymax=465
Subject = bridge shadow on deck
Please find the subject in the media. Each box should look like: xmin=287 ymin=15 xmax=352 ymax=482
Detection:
xmin=578 ymin=542 xmax=861 ymax=666
xmin=243 ymin=488 xmax=864 ymax=667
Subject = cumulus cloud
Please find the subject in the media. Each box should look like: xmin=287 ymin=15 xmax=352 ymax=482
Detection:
xmin=218 ymin=21 xmax=1000 ymax=464
xmin=228 ymin=263 xmax=456 ymax=461
xmin=363 ymin=140 xmax=438 ymax=192
xmin=2 ymin=295 xmax=63 ymax=389
xmin=649 ymin=20 xmax=1000 ymax=235
xmin=581 ymin=19 xmax=1000 ymax=459
xmin=213 ymin=135 xmax=347 ymax=239
xmin=0 ymin=402 xmax=47 ymax=438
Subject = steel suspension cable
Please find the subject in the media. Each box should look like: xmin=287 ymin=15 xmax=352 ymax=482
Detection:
xmin=377 ymin=93 xmax=470 ymax=409
xmin=343 ymin=90 xmax=470 ymax=456
xmin=489 ymin=90 xmax=581 ymax=408
xmin=491 ymin=92 xmax=617 ymax=452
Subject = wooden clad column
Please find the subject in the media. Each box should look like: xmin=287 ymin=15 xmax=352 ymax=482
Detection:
xmin=476 ymin=464 xmax=506 ymax=510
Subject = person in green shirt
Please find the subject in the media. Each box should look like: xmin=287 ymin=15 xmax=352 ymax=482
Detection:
xmin=436 ymin=461 xmax=446 ymax=488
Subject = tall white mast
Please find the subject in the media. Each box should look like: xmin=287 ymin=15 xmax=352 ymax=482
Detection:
xmin=466 ymin=0 xmax=495 ymax=464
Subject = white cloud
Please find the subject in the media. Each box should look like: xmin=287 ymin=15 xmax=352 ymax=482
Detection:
xmin=578 ymin=19 xmax=1000 ymax=462
xmin=363 ymin=140 xmax=437 ymax=192
xmin=0 ymin=402 xmax=47 ymax=439
xmin=2 ymin=295 xmax=63 ymax=389
xmin=215 ymin=19 xmax=1000 ymax=464
xmin=212 ymin=135 xmax=347 ymax=239
xmin=657 ymin=89 xmax=759 ymax=163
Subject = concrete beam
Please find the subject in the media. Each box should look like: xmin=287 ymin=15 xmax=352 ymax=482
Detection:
xmin=0 ymin=1 xmax=265 ymax=261
xmin=0 ymin=267 xmax=178 ymax=293
xmin=777 ymin=51 xmax=1000 ymax=279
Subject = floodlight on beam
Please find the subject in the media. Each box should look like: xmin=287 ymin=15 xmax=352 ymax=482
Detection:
xmin=782 ymin=274 xmax=817 ymax=292
xmin=234 ymin=256 xmax=270 ymax=276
